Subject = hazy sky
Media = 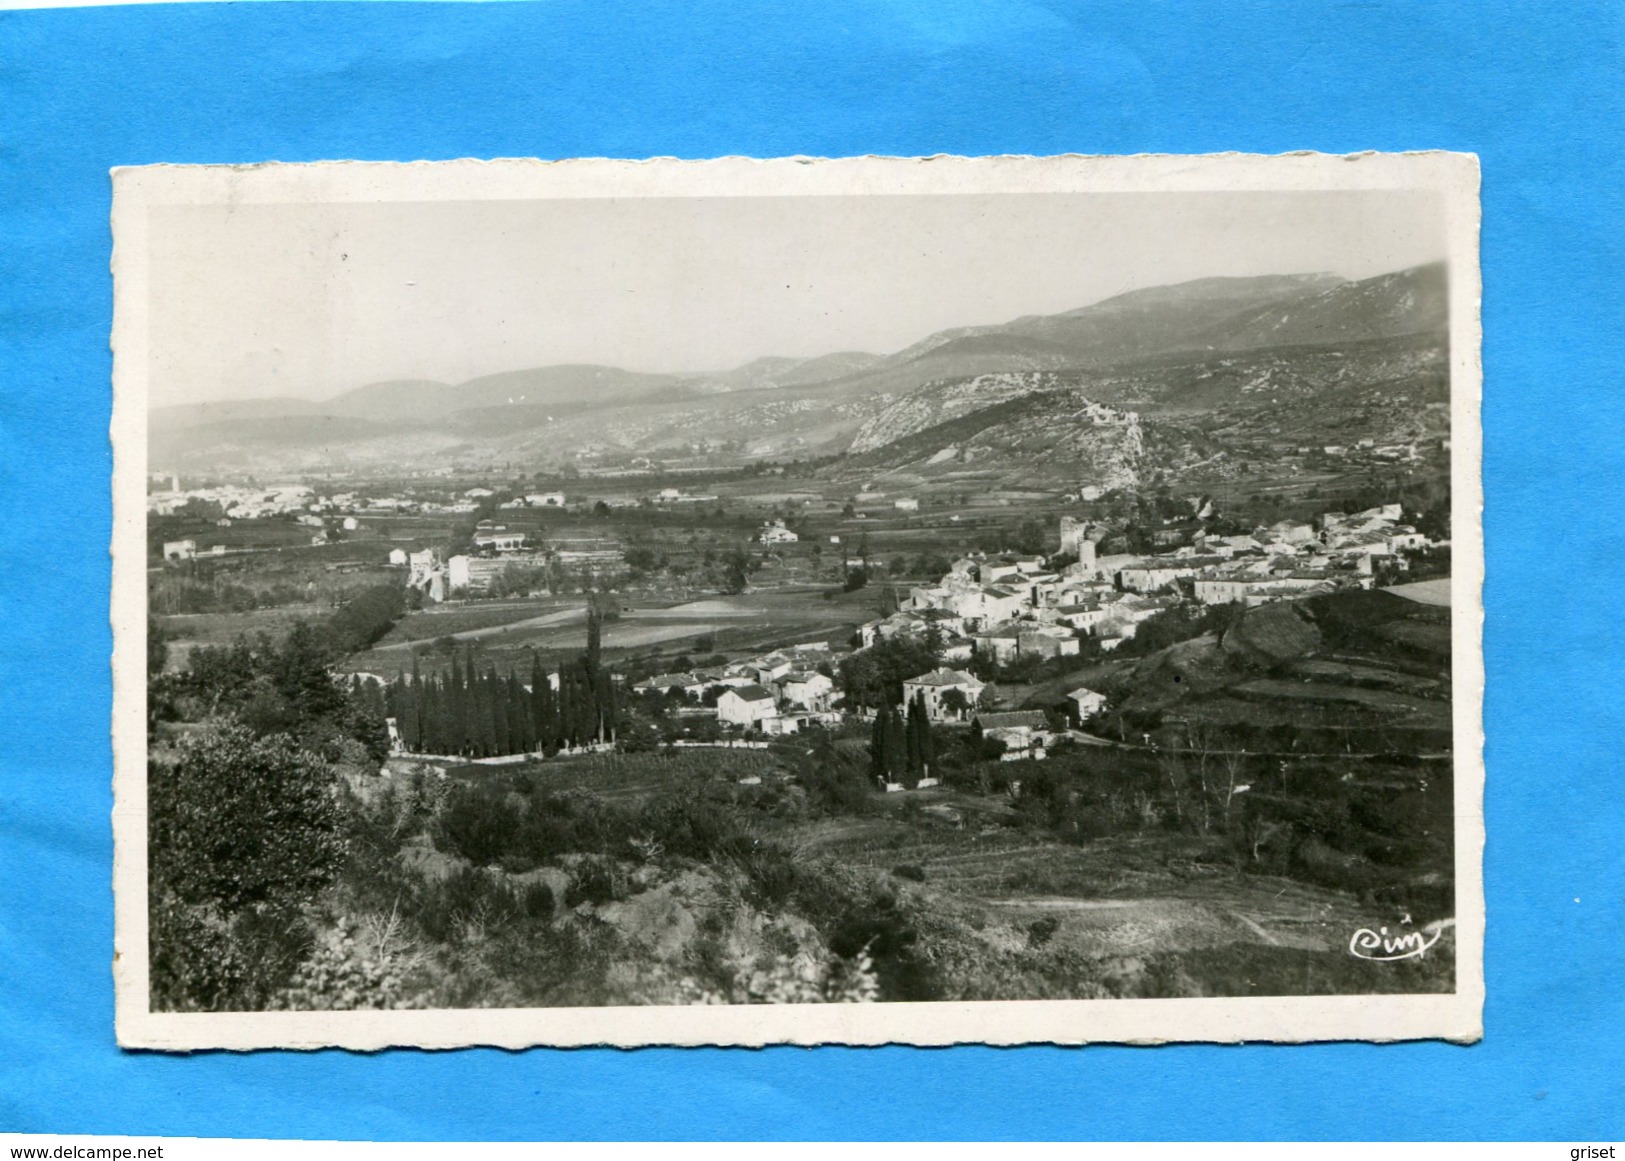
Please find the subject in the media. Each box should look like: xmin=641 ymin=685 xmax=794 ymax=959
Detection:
xmin=148 ymin=189 xmax=1446 ymax=408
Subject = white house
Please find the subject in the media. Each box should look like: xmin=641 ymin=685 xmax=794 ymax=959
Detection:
xmin=974 ymin=625 xmax=1022 ymax=664
xmin=752 ymin=653 xmax=795 ymax=684
xmin=893 ymin=498 xmax=919 ymax=512
xmin=975 ymin=710 xmax=1053 ymax=760
xmin=1066 ymin=687 xmax=1107 ymax=724
xmin=780 ymin=671 xmax=835 ymax=711
xmin=716 ymin=684 xmax=780 ymax=729
xmin=759 ymin=520 xmax=799 ymax=544
xmin=901 ymin=668 xmax=986 ymax=722
xmin=341 ymin=516 xmax=360 ymax=532
xmin=162 ymin=539 xmax=196 ymax=561
xmin=1193 ymin=577 xmax=1253 ymax=605
xmin=634 ymin=672 xmax=703 ymax=698
xmin=1017 ymin=627 xmax=1080 ymax=659
xmin=473 ymin=531 xmax=526 ymax=553
xmin=527 ymin=492 xmax=567 ymax=507
xmin=1117 ymin=562 xmax=1197 ymax=593
xmin=388 ymin=547 xmax=409 ymax=566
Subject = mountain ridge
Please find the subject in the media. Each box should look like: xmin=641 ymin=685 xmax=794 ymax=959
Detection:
xmin=150 ymin=263 xmax=1448 ymax=474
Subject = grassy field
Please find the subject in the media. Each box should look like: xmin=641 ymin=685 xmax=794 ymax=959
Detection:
xmin=348 ymin=586 xmax=874 ymax=679
xmin=156 ymin=605 xmax=330 ymax=671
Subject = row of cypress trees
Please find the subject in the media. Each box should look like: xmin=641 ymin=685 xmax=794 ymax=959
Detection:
xmin=387 ymin=646 xmax=618 ymax=759
xmin=869 ymin=692 xmax=937 ymax=788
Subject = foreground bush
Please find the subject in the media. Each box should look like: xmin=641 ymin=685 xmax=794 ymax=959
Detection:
xmin=148 ymin=724 xmax=348 ymax=1010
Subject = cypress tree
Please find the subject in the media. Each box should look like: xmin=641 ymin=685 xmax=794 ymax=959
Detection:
xmin=586 ymin=603 xmax=603 ymax=671
xmin=449 ymin=653 xmax=468 ymax=755
xmin=884 ymin=701 xmax=908 ymax=784
xmin=916 ymin=692 xmax=936 ymax=776
xmin=869 ymin=703 xmax=890 ymax=782
xmin=602 ymin=672 xmax=619 ymax=742
xmin=539 ymin=671 xmax=558 ymax=755
xmin=530 ymin=655 xmax=548 ymax=750
xmin=905 ymin=695 xmax=925 ymax=786
xmin=557 ymin=665 xmax=575 ymax=750
xmin=424 ymin=678 xmax=443 ymax=754
xmin=409 ymin=655 xmax=425 ymax=750
xmin=575 ymin=660 xmax=596 ymax=746
xmin=490 ymin=668 xmax=509 ymax=757
xmin=910 ymin=695 xmax=923 ymax=777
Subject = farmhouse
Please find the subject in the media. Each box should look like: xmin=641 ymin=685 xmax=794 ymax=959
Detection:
xmin=901 ymin=668 xmax=985 ymax=722
xmin=973 ymin=624 xmax=1021 ymax=664
xmin=751 ymin=653 xmax=795 ymax=684
xmin=758 ymin=520 xmax=799 ymax=545
xmin=716 ymin=684 xmax=780 ymax=730
xmin=1017 ymin=627 xmax=1080 ymax=659
xmin=526 ymin=492 xmax=567 ymax=507
xmin=473 ymin=530 xmax=526 ymax=553
xmin=161 ymin=539 xmax=196 ymax=561
xmin=892 ymin=498 xmax=919 ymax=512
xmin=1065 ymin=687 xmax=1107 ymax=723
xmin=388 ymin=547 xmax=408 ymax=566
xmin=780 ymin=671 xmax=835 ymax=711
xmin=974 ymin=710 xmax=1053 ymax=760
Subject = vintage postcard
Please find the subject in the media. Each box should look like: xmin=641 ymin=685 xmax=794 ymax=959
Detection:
xmin=111 ymin=152 xmax=1483 ymax=1049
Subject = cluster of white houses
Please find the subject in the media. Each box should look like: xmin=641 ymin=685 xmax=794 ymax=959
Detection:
xmin=394 ymin=529 xmax=627 ymax=602
xmin=861 ymin=507 xmax=1437 ymax=661
xmin=631 ymin=641 xmax=841 ymax=736
xmin=628 ymin=643 xmax=1108 ymax=761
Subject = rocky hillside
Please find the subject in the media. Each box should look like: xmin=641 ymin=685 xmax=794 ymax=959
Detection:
xmin=833 ymin=388 xmax=1205 ymax=495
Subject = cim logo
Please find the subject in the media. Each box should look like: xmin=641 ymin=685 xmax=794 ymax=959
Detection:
xmin=1348 ymin=918 xmax=1454 ymax=962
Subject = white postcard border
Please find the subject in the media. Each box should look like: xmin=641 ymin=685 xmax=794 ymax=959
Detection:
xmin=111 ymin=152 xmax=1484 ymax=1050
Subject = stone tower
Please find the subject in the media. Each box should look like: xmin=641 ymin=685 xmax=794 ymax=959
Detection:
xmin=1059 ymin=516 xmax=1097 ymax=568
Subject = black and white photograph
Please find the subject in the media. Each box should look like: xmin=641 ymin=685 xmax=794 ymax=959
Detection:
xmin=111 ymin=153 xmax=1483 ymax=1048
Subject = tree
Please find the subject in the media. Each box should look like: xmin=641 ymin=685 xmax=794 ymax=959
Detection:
xmin=939 ymin=687 xmax=970 ymax=721
xmin=148 ymin=615 xmax=169 ymax=676
xmin=914 ymin=692 xmax=935 ymax=776
xmin=586 ymin=603 xmax=603 ymax=670
xmin=883 ymin=701 xmax=908 ymax=785
xmin=904 ymin=694 xmax=927 ymax=787
xmin=150 ymin=723 xmax=347 ymax=914
xmin=869 ymin=704 xmax=890 ymax=782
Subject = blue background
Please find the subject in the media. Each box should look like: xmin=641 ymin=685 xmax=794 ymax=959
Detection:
xmin=1 ymin=0 xmax=1621 ymax=1140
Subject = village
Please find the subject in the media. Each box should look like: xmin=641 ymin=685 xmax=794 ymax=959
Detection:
xmin=368 ymin=497 xmax=1442 ymax=782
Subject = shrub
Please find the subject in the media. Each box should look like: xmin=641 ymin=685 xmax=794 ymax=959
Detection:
xmin=410 ymin=865 xmax=548 ymax=944
xmin=433 ymin=782 xmax=522 ymax=866
xmin=564 ymin=856 xmax=622 ymax=907
xmin=150 ymin=724 xmax=347 ymax=913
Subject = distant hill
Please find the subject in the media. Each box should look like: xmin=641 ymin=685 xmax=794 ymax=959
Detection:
xmin=327 ymin=365 xmax=683 ymax=423
xmin=150 ymin=396 xmax=334 ymax=433
xmin=1192 ymin=263 xmax=1447 ymax=352
xmin=150 ymin=263 xmax=1449 ymax=474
